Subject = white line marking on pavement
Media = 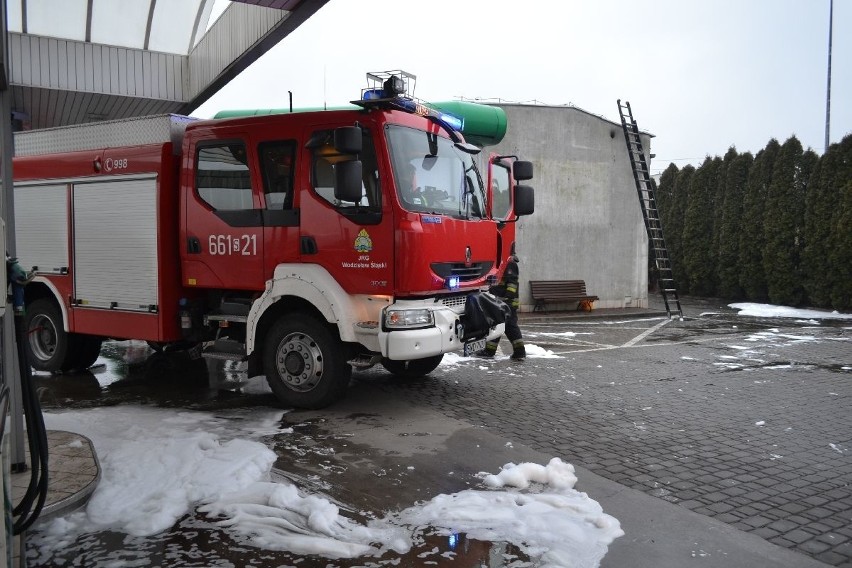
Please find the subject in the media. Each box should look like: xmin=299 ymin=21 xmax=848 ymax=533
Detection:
xmin=622 ymin=319 xmax=672 ymax=347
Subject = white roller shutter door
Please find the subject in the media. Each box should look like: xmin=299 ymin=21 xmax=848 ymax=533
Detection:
xmin=14 ymin=184 xmax=69 ymax=273
xmin=73 ymin=176 xmax=159 ymax=311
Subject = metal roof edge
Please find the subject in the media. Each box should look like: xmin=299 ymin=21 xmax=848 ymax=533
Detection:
xmin=475 ymin=101 xmax=655 ymax=138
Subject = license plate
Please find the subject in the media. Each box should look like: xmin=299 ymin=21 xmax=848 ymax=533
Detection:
xmin=463 ymin=338 xmax=486 ymax=356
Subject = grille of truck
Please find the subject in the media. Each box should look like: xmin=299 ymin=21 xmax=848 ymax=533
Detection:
xmin=430 ymin=261 xmax=493 ymax=282
xmin=440 ymin=294 xmax=468 ymax=309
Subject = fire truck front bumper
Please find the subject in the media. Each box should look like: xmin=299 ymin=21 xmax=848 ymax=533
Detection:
xmin=378 ymin=302 xmax=504 ymax=360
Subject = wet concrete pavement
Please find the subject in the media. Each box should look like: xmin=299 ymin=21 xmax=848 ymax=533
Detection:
xmin=19 ymin=296 xmax=852 ymax=567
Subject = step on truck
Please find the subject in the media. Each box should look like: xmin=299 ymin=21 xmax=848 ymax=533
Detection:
xmin=11 ymin=71 xmax=534 ymax=409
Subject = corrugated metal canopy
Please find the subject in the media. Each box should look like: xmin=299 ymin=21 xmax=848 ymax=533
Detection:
xmin=6 ymin=0 xmax=214 ymax=56
xmin=6 ymin=0 xmax=329 ymax=131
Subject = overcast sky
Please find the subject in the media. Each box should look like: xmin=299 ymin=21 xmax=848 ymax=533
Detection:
xmin=195 ymin=0 xmax=851 ymax=175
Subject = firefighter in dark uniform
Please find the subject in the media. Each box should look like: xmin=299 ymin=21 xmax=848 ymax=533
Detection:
xmin=477 ymin=253 xmax=526 ymax=360
xmin=6 ymin=254 xmax=33 ymax=315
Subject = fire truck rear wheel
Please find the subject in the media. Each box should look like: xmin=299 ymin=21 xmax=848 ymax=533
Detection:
xmin=24 ymin=298 xmax=74 ymax=372
xmin=381 ymin=354 xmax=444 ymax=379
xmin=263 ymin=314 xmax=351 ymax=409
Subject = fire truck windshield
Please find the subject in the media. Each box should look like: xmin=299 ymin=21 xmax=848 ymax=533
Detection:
xmin=387 ymin=125 xmax=486 ymax=219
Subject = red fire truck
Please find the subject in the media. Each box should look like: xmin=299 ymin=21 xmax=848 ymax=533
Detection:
xmin=12 ymin=71 xmax=533 ymax=408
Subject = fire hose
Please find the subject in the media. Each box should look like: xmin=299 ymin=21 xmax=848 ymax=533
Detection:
xmin=11 ymin=312 xmax=49 ymax=534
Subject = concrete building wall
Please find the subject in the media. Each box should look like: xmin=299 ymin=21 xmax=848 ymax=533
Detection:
xmin=487 ymin=104 xmax=652 ymax=310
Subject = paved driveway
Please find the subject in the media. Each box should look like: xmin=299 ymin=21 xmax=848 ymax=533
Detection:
xmin=26 ymin=297 xmax=851 ymax=567
xmin=360 ymin=298 xmax=851 ymax=566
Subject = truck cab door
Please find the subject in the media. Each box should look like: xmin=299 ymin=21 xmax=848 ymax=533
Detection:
xmin=182 ymin=137 xmax=265 ymax=291
xmin=297 ymin=125 xmax=393 ymax=295
xmin=256 ymin=140 xmax=301 ymax=274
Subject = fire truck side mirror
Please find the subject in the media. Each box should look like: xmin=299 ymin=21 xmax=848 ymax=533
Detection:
xmin=334 ymin=127 xmax=362 ymax=154
xmin=335 ymin=160 xmax=363 ymax=203
xmin=513 ymin=160 xmax=534 ymax=181
xmin=514 ymin=184 xmax=534 ymax=217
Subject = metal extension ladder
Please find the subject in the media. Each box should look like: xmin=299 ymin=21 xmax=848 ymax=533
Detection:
xmin=617 ymin=100 xmax=683 ymax=318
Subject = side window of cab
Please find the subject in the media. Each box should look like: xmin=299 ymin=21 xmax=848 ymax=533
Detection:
xmin=195 ymin=142 xmax=253 ymax=210
xmin=258 ymin=141 xmax=297 ymax=210
xmin=306 ymin=128 xmax=381 ymax=223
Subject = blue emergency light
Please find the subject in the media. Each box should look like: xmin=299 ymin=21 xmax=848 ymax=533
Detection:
xmin=438 ymin=112 xmax=464 ymax=131
xmin=445 ymin=276 xmax=461 ymax=290
xmin=362 ymin=89 xmax=385 ymax=100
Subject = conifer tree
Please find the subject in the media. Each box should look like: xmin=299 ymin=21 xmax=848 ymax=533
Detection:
xmin=738 ymin=139 xmax=780 ymax=302
xmin=717 ymin=152 xmax=753 ymax=299
xmin=668 ymin=165 xmax=694 ymax=292
xmin=802 ymin=153 xmax=832 ymax=307
xmin=824 ymin=135 xmax=852 ymax=310
xmin=829 ymin=178 xmax=852 ymax=310
xmin=682 ymin=158 xmax=719 ymax=295
xmin=712 ymin=149 xmax=737 ymax=289
xmin=763 ymin=137 xmax=809 ymax=305
xmin=651 ymin=164 xmax=680 ymax=292
xmin=656 ymin=163 xmax=679 ymax=223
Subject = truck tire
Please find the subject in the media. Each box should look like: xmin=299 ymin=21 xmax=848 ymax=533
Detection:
xmin=381 ymin=354 xmax=444 ymax=379
xmin=263 ymin=314 xmax=351 ymax=409
xmin=24 ymin=298 xmax=75 ymax=372
xmin=69 ymin=335 xmax=103 ymax=370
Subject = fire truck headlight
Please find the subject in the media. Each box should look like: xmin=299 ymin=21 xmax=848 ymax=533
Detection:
xmin=385 ymin=308 xmax=434 ymax=329
xmin=445 ymin=276 xmax=460 ymax=290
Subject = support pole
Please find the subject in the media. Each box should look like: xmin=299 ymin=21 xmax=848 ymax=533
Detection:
xmin=0 ymin=0 xmax=27 ymax=470
xmin=824 ymin=0 xmax=833 ymax=152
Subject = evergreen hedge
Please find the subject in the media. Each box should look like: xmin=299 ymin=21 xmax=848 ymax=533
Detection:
xmin=654 ymin=134 xmax=852 ymax=311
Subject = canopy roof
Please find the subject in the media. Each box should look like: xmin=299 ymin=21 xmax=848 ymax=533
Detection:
xmin=6 ymin=0 xmax=214 ymax=55
xmin=5 ymin=0 xmax=328 ymax=130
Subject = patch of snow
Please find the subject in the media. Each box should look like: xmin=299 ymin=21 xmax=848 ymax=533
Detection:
xmin=729 ymin=303 xmax=852 ymax=320
xmin=34 ymin=408 xmax=621 ymax=567
xmin=393 ymin=458 xmax=623 ymax=568
xmin=526 ymin=344 xmax=561 ymax=358
xmin=536 ymin=331 xmax=594 ymax=338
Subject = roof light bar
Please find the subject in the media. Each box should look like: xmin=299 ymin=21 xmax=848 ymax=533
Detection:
xmin=355 ymin=71 xmax=465 ymax=134
xmin=363 ymin=70 xmax=417 ymax=99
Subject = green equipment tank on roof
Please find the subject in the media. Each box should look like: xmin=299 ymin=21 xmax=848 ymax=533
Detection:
xmin=212 ymin=72 xmax=507 ymax=147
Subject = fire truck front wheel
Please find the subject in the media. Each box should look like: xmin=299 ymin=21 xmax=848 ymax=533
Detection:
xmin=262 ymin=314 xmax=351 ymax=409
xmin=381 ymin=355 xmax=444 ymax=379
xmin=24 ymin=298 xmax=75 ymax=372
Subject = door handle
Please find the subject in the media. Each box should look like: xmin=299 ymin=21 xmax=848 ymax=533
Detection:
xmin=187 ymin=237 xmax=201 ymax=254
xmin=300 ymin=236 xmax=318 ymax=255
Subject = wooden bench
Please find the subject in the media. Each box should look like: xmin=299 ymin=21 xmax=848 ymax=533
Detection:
xmin=529 ymin=280 xmax=599 ymax=312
